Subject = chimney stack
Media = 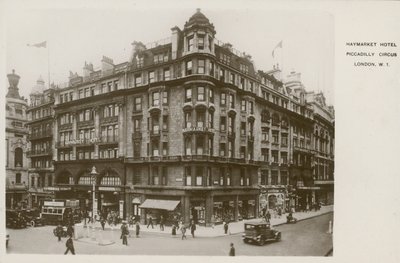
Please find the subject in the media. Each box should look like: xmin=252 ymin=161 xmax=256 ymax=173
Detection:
xmin=101 ymin=56 xmax=114 ymax=73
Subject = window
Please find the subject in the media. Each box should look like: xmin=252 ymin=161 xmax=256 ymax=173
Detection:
xmin=219 ymin=168 xmax=225 ymax=186
xmin=240 ymin=168 xmax=246 ymax=186
xmin=79 ymin=89 xmax=84 ymax=99
xmin=209 ymin=61 xmax=214 ymax=76
xmin=241 ymin=100 xmax=246 ymax=111
xmin=230 ymin=73 xmax=235 ymax=85
xmin=185 ymin=136 xmax=192 ymax=155
xmin=272 ymin=131 xmax=279 ymax=144
xmin=209 ymin=88 xmax=214 ymax=103
xmin=185 ymin=111 xmax=192 ymax=128
xmin=185 ymin=88 xmax=192 ymax=102
xmin=16 ymin=173 xmax=21 ymax=184
xmin=220 ymin=68 xmax=225 ymax=81
xmin=186 ymin=61 xmax=193 ymax=75
xmin=197 ymin=87 xmax=205 ymax=101
xmin=136 ymin=56 xmax=144 ymax=68
xmin=152 ymin=167 xmax=159 ymax=185
xmin=134 ymin=119 xmax=141 ymax=133
xmin=208 ymin=111 xmax=214 ymax=128
xmin=14 ymin=148 xmax=23 ymax=167
xmin=220 ymin=143 xmax=226 ymax=157
xmin=198 ymin=35 xmax=205 ymax=50
xmin=281 ymin=134 xmax=288 ymax=147
xmin=229 ymin=94 xmax=234 ymax=108
xmin=134 ymin=97 xmax=142 ymax=112
xmin=188 ymin=36 xmax=194 ymax=51
xmin=196 ymin=136 xmax=204 ymax=154
xmin=248 ymin=101 xmax=254 ymax=114
xmin=162 ymin=142 xmax=168 ymax=156
xmin=228 ymin=115 xmax=235 ymax=134
xmin=207 ymin=167 xmax=212 ymax=186
xmin=249 ymin=82 xmax=254 ymax=92
xmin=228 ymin=140 xmax=234 ymax=158
xmin=148 ymin=71 xmax=155 ymax=83
xmin=281 ymin=152 xmax=288 ymax=164
xmin=220 ymin=92 xmax=226 ymax=106
xmin=240 ymin=146 xmax=246 ymax=159
xmin=196 ymin=167 xmax=203 ymax=186
xmin=281 ymin=171 xmax=288 ymax=185
xmin=261 ymin=170 xmax=268 ymax=185
xmin=162 ymin=115 xmax=168 ymax=131
xmin=134 ymin=141 xmax=141 ymax=157
xmin=198 ymin=60 xmax=205 ymax=74
xmin=240 ymin=77 xmax=245 ymax=89
xmin=185 ymin=167 xmax=192 ymax=186
xmin=135 ymin=74 xmax=142 ymax=86
xmin=261 ymin=148 xmax=269 ymax=162
xmin=197 ymin=111 xmax=205 ymax=128
xmin=271 ymin=171 xmax=278 ymax=185
xmin=164 ymin=68 xmax=170 ymax=81
xmin=152 ymin=92 xmax=159 ymax=106
xmin=272 ymin=151 xmax=279 ymax=164
xmin=209 ymin=137 xmax=214 ymax=156
xmin=226 ymin=168 xmax=232 ymax=186
xmin=240 ymin=122 xmax=246 ymax=136
xmin=262 ymin=127 xmax=269 ymax=141
xmin=220 ymin=116 xmax=226 ymax=132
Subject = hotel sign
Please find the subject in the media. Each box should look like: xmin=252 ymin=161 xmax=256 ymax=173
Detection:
xmin=43 ymin=186 xmax=71 ymax=191
xmin=64 ymin=138 xmax=101 ymax=146
xmin=182 ymin=127 xmax=215 ymax=133
xmin=98 ymin=186 xmax=121 ymax=191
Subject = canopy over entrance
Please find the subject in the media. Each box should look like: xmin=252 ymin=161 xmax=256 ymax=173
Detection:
xmin=139 ymin=199 xmax=180 ymax=211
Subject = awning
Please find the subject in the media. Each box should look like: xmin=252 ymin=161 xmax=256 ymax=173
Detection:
xmin=139 ymin=199 xmax=180 ymax=211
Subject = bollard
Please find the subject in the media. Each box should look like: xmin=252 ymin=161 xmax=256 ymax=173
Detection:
xmin=327 ymin=220 xmax=333 ymax=234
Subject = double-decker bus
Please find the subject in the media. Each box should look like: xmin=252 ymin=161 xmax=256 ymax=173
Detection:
xmin=40 ymin=199 xmax=80 ymax=225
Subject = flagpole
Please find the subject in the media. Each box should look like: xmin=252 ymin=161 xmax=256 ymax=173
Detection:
xmin=47 ymin=41 xmax=51 ymax=89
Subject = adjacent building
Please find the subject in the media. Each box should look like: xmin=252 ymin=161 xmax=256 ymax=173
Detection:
xmin=5 ymin=70 xmax=30 ymax=209
xmin=26 ymin=77 xmax=56 ymax=208
xmin=22 ymin=9 xmax=334 ymax=225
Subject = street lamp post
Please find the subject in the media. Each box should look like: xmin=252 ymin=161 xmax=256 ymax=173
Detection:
xmin=90 ymin=166 xmax=98 ymax=224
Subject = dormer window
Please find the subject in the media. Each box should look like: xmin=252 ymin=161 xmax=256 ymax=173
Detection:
xmin=136 ymin=55 xmax=144 ymax=68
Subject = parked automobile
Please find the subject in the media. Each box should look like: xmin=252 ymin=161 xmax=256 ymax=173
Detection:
xmin=242 ymin=222 xmax=281 ymax=245
xmin=21 ymin=209 xmax=45 ymax=227
xmin=6 ymin=210 xmax=27 ymax=229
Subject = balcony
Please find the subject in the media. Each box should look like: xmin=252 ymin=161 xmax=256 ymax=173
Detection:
xmin=182 ymin=126 xmax=215 ymax=133
xmin=100 ymin=116 xmax=119 ymax=125
xmin=7 ymin=183 xmax=28 ymax=191
xmin=27 ymin=149 xmax=53 ymax=157
xmin=28 ymin=131 xmax=52 ymax=140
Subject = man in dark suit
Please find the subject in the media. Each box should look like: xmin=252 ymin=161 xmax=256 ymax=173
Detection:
xmin=64 ymin=235 xmax=75 ymax=255
xmin=229 ymin=243 xmax=235 ymax=256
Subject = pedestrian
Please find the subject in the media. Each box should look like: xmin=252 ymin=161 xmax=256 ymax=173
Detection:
xmin=266 ymin=210 xmax=271 ymax=223
xmin=64 ymin=235 xmax=75 ymax=255
xmin=120 ymin=221 xmax=129 ymax=245
xmin=147 ymin=216 xmax=154 ymax=229
xmin=56 ymin=224 xmax=63 ymax=242
xmin=229 ymin=243 xmax=235 ymax=256
xmin=159 ymin=215 xmax=165 ymax=231
xmin=135 ymin=221 xmax=140 ymax=238
xmin=190 ymin=220 xmax=196 ymax=238
xmin=224 ymin=221 xmax=229 ymax=234
xmin=100 ymin=217 xmax=106 ymax=230
xmin=67 ymin=224 xmax=74 ymax=238
xmin=181 ymin=225 xmax=187 ymax=240
xmin=172 ymin=224 xmax=177 ymax=236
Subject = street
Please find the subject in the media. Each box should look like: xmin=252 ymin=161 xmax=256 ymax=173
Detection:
xmin=6 ymin=212 xmax=333 ymax=256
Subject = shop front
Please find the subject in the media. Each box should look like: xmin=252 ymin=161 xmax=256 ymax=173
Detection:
xmin=139 ymin=198 xmax=181 ymax=225
xmin=259 ymin=186 xmax=287 ymax=214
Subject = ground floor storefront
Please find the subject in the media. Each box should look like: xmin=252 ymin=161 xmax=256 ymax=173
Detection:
xmin=259 ymin=186 xmax=288 ymax=214
xmin=125 ymin=188 xmax=259 ymax=227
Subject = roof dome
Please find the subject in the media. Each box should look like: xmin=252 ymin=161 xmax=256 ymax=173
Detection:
xmin=184 ymin=8 xmax=215 ymax=34
xmin=31 ymin=76 xmax=45 ymax=94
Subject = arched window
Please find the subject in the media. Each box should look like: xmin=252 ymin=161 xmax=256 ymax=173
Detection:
xmin=14 ymin=147 xmax=23 ymax=167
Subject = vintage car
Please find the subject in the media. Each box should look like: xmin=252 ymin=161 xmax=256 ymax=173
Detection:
xmin=6 ymin=210 xmax=27 ymax=229
xmin=22 ymin=209 xmax=45 ymax=227
xmin=242 ymin=222 xmax=281 ymax=245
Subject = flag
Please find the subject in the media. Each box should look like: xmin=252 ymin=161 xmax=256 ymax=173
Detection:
xmin=27 ymin=41 xmax=47 ymax=48
xmin=272 ymin=40 xmax=282 ymax=57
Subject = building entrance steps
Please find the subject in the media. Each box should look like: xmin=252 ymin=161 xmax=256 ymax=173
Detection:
xmin=86 ymin=205 xmax=333 ymax=238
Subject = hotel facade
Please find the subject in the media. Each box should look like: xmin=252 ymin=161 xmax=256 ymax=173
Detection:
xmin=23 ymin=10 xmax=334 ymax=225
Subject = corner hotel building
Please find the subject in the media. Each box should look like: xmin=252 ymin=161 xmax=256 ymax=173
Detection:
xmin=50 ymin=9 xmax=334 ymax=226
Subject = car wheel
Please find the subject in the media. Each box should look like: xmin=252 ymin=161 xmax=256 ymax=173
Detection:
xmin=259 ymin=237 xmax=265 ymax=246
xmin=31 ymin=221 xmax=35 ymax=227
xmin=276 ymin=233 xmax=281 ymax=241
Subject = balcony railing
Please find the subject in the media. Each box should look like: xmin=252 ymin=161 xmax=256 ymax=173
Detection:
xmin=27 ymin=149 xmax=53 ymax=157
xmin=28 ymin=131 xmax=52 ymax=140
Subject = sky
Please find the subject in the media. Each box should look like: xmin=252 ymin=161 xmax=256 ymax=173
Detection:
xmin=4 ymin=2 xmax=334 ymax=105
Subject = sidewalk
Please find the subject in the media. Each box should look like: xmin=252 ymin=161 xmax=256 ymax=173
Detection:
xmin=84 ymin=205 xmax=333 ymax=238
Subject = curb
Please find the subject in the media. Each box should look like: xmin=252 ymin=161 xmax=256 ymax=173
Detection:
xmin=273 ymin=211 xmax=334 ymax=227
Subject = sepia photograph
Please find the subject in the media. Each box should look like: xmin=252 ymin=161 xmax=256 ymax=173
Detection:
xmin=4 ymin=0 xmax=337 ymax=258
